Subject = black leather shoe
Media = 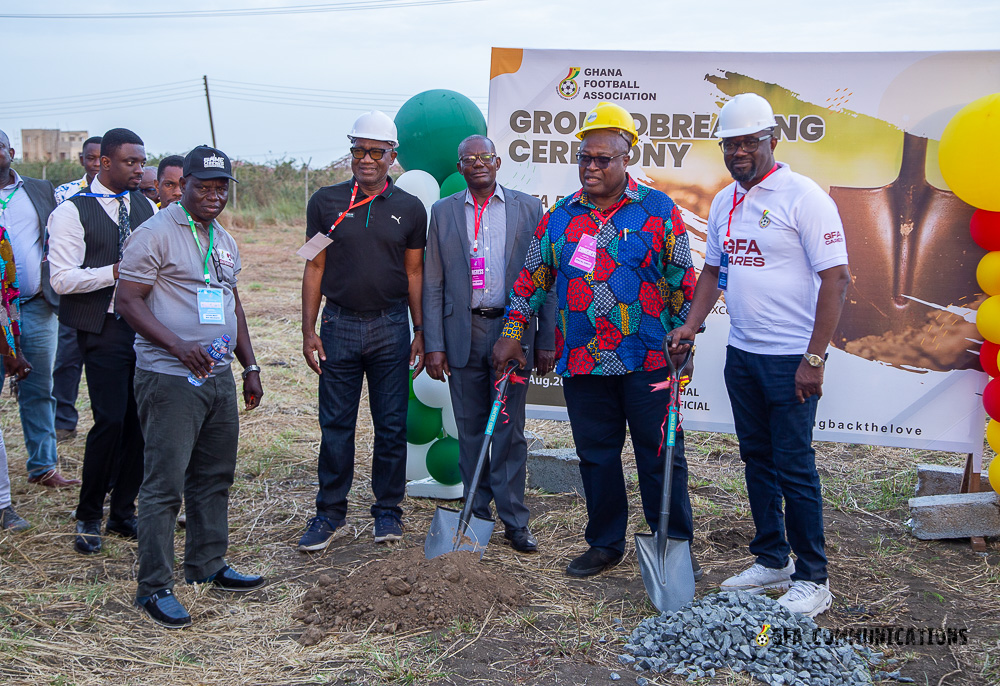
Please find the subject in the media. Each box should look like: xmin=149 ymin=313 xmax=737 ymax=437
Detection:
xmin=136 ymin=589 xmax=192 ymax=629
xmin=106 ymin=516 xmax=138 ymax=539
xmin=74 ymin=519 xmax=103 ymax=554
xmin=504 ymin=527 xmax=538 ymax=553
xmin=566 ymin=547 xmax=624 ymax=577
xmin=188 ymin=564 xmax=267 ymax=592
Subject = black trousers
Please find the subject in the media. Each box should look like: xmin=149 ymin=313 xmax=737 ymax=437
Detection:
xmin=75 ymin=314 xmax=145 ymax=523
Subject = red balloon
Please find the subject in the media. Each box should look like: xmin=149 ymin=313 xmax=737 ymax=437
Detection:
xmin=971 ymin=210 xmax=1000 ymax=251
xmin=984 ymin=378 xmax=1000 ymax=420
xmin=983 ymin=341 xmax=1000 ymax=377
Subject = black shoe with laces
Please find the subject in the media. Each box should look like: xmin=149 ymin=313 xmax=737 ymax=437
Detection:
xmin=74 ymin=519 xmax=102 ymax=554
xmin=565 ymin=547 xmax=624 ymax=577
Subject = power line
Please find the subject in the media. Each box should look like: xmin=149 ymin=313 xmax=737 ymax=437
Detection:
xmin=5 ymin=80 xmax=200 ymax=106
xmin=0 ymin=0 xmax=482 ymax=20
xmin=6 ymin=95 xmax=204 ymax=120
xmin=6 ymin=87 xmax=205 ymax=115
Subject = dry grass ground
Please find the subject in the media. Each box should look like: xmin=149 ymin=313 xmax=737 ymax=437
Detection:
xmin=1 ymin=218 xmax=998 ymax=686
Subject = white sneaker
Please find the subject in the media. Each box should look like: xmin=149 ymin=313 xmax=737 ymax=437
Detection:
xmin=720 ymin=559 xmax=795 ymax=594
xmin=777 ymin=580 xmax=833 ymax=618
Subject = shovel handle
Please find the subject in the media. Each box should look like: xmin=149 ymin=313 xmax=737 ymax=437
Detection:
xmin=662 ymin=335 xmax=695 ymax=377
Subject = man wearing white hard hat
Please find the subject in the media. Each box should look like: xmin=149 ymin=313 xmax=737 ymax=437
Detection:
xmin=298 ymin=110 xmax=427 ymax=550
xmin=669 ymin=93 xmax=850 ymax=617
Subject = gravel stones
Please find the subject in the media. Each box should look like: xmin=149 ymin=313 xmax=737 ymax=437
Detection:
xmin=622 ymin=591 xmax=880 ymax=686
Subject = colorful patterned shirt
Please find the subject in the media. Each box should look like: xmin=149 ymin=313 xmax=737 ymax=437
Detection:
xmin=54 ymin=175 xmax=88 ymax=205
xmin=0 ymin=227 xmax=22 ymax=356
xmin=504 ymin=176 xmax=695 ymax=377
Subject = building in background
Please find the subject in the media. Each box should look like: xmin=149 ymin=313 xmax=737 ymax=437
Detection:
xmin=20 ymin=129 xmax=88 ymax=162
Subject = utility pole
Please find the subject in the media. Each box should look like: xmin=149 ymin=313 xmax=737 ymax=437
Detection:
xmin=203 ymin=75 xmax=217 ymax=148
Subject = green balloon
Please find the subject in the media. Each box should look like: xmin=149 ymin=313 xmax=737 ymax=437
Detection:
xmin=406 ymin=398 xmax=442 ymax=445
xmin=440 ymin=171 xmax=468 ymax=198
xmin=425 ymin=437 xmax=461 ymax=486
xmin=394 ymin=90 xmax=487 ymax=184
xmin=408 ymin=375 xmax=415 ymax=400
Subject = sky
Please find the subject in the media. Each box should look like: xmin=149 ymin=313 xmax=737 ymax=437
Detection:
xmin=5 ymin=0 xmax=999 ymax=167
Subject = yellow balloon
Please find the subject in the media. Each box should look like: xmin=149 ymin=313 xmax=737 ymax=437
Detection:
xmin=987 ymin=419 xmax=1000 ymax=454
xmin=976 ymin=295 xmax=1000 ymax=343
xmin=990 ymin=456 xmax=1000 ymax=495
xmin=979 ymin=252 xmax=1000 ymax=295
xmin=939 ymin=93 xmax=1000 ymax=211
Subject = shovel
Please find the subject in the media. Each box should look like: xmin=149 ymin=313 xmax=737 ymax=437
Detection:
xmin=830 ymin=132 xmax=979 ymax=348
xmin=635 ymin=335 xmax=696 ymax=614
xmin=424 ymin=360 xmax=520 ymax=560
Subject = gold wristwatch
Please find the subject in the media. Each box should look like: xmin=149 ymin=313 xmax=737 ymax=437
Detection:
xmin=803 ymin=353 xmax=825 ymax=368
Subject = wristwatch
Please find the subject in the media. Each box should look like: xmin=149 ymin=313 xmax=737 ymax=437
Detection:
xmin=803 ymin=353 xmax=825 ymax=368
xmin=242 ymin=364 xmax=261 ymax=379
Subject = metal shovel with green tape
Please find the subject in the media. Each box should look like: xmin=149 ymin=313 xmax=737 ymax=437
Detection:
xmin=635 ymin=335 xmax=696 ymax=614
xmin=424 ymin=359 xmax=520 ymax=560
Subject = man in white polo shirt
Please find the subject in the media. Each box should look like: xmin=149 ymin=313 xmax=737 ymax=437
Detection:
xmin=669 ymin=93 xmax=850 ymax=618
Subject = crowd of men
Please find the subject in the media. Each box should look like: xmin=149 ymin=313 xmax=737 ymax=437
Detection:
xmin=0 ymin=91 xmax=849 ymax=628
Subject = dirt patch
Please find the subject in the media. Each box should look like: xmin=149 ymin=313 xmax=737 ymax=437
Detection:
xmin=293 ymin=547 xmax=527 ymax=644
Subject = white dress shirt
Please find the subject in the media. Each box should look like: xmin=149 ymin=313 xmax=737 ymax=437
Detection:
xmin=48 ymin=176 xmax=157 ymax=300
xmin=1 ymin=171 xmax=45 ymax=299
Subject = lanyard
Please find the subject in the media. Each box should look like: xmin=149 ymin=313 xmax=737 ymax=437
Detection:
xmin=79 ymin=190 xmax=128 ymax=199
xmin=179 ymin=204 xmax=215 ymax=286
xmin=588 ymin=195 xmax=628 ymax=238
xmin=328 ymin=180 xmax=387 ymax=235
xmin=0 ymin=185 xmax=18 ymax=212
xmin=726 ymin=164 xmax=779 ymax=239
xmin=472 ymin=194 xmax=490 ymax=253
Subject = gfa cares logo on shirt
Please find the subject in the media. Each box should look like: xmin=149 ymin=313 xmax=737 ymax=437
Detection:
xmin=723 ymin=238 xmax=766 ymax=267
xmin=825 ymin=230 xmax=844 ymax=245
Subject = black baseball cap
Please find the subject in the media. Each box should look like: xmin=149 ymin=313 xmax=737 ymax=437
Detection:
xmin=183 ymin=145 xmax=238 ymax=182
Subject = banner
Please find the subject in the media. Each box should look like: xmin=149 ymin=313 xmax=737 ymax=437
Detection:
xmin=489 ymin=48 xmax=1000 ymax=455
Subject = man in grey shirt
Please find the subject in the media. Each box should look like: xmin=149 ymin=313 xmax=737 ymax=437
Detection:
xmin=116 ymin=145 xmax=265 ymax=629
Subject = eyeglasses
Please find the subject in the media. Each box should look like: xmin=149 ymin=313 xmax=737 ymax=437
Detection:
xmin=719 ymin=134 xmax=772 ymax=155
xmin=140 ymin=187 xmax=157 ymax=196
xmin=458 ymin=153 xmax=498 ymax=165
xmin=350 ymin=146 xmax=392 ymax=161
xmin=575 ymin=151 xmax=629 ymax=169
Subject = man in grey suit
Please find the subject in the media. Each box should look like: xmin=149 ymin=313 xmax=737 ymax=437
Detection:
xmin=0 ymin=129 xmax=77 ymax=488
xmin=423 ymin=135 xmax=556 ymax=553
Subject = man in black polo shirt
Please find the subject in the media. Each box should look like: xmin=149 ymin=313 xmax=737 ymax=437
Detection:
xmin=299 ymin=110 xmax=427 ymax=550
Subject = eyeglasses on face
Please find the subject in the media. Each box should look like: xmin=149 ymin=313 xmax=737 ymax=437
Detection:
xmin=719 ymin=134 xmax=772 ymax=155
xmin=350 ymin=146 xmax=392 ymax=161
xmin=458 ymin=153 xmax=498 ymax=165
xmin=575 ymin=151 xmax=629 ymax=169
xmin=140 ymin=187 xmax=157 ymax=196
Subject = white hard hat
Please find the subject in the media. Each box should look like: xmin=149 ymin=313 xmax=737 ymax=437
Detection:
xmin=348 ymin=110 xmax=398 ymax=147
xmin=715 ymin=93 xmax=777 ymax=139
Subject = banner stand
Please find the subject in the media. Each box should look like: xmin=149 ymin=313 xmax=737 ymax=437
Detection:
xmin=960 ymin=453 xmax=987 ymax=552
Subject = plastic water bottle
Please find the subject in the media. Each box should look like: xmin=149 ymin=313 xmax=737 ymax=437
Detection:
xmin=187 ymin=334 xmax=231 ymax=387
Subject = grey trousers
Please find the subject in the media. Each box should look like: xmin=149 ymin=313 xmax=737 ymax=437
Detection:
xmin=134 ymin=368 xmax=239 ymax=597
xmin=447 ymin=315 xmax=530 ymax=531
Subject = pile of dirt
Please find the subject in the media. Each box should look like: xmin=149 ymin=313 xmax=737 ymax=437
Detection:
xmin=294 ymin=547 xmax=527 ymax=645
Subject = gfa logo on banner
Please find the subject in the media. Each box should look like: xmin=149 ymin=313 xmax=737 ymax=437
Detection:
xmin=557 ymin=67 xmax=580 ymax=100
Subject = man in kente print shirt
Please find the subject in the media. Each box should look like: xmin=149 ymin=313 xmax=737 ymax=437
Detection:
xmin=493 ymin=102 xmax=696 ymax=578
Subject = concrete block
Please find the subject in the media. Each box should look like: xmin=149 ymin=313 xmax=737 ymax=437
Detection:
xmin=524 ymin=429 xmax=546 ymax=454
xmin=527 ymin=448 xmax=584 ymax=496
xmin=915 ymin=464 xmax=991 ymax=497
xmin=907 ymin=492 xmax=1000 ymax=540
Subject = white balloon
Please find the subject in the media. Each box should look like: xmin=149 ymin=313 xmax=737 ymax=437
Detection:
xmin=406 ymin=441 xmax=432 ymax=481
xmin=394 ymin=170 xmax=440 ymax=228
xmin=413 ymin=371 xmax=451 ymax=409
xmin=442 ymin=403 xmax=459 ymax=439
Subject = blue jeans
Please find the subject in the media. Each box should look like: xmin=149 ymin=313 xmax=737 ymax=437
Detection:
xmin=563 ymin=368 xmax=693 ymax=555
xmin=723 ymin=345 xmax=827 ymax=582
xmin=316 ymin=301 xmax=410 ymax=521
xmin=0 ymin=297 xmax=60 ymax=478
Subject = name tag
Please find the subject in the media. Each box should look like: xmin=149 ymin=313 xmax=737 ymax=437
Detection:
xmin=296 ymin=233 xmax=333 ymax=261
xmin=197 ymin=287 xmax=225 ymax=324
xmin=568 ymin=233 xmax=597 ymax=272
xmin=471 ymin=256 xmax=485 ymax=289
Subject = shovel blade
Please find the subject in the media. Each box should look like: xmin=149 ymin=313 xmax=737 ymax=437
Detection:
xmin=634 ymin=532 xmax=695 ymax=614
xmin=424 ymin=506 xmax=495 ymax=560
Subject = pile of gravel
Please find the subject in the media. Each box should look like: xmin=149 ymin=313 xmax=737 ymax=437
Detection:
xmin=620 ymin=591 xmax=894 ymax=686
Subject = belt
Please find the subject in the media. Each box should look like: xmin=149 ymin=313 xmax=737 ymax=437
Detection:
xmin=471 ymin=307 xmax=505 ymax=318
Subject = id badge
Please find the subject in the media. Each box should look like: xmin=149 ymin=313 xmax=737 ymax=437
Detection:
xmin=568 ymin=233 xmax=597 ymax=272
xmin=471 ymin=256 xmax=485 ymax=289
xmin=718 ymin=252 xmax=729 ymax=291
xmin=296 ymin=233 xmax=333 ymax=261
xmin=197 ymin=287 xmax=225 ymax=324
